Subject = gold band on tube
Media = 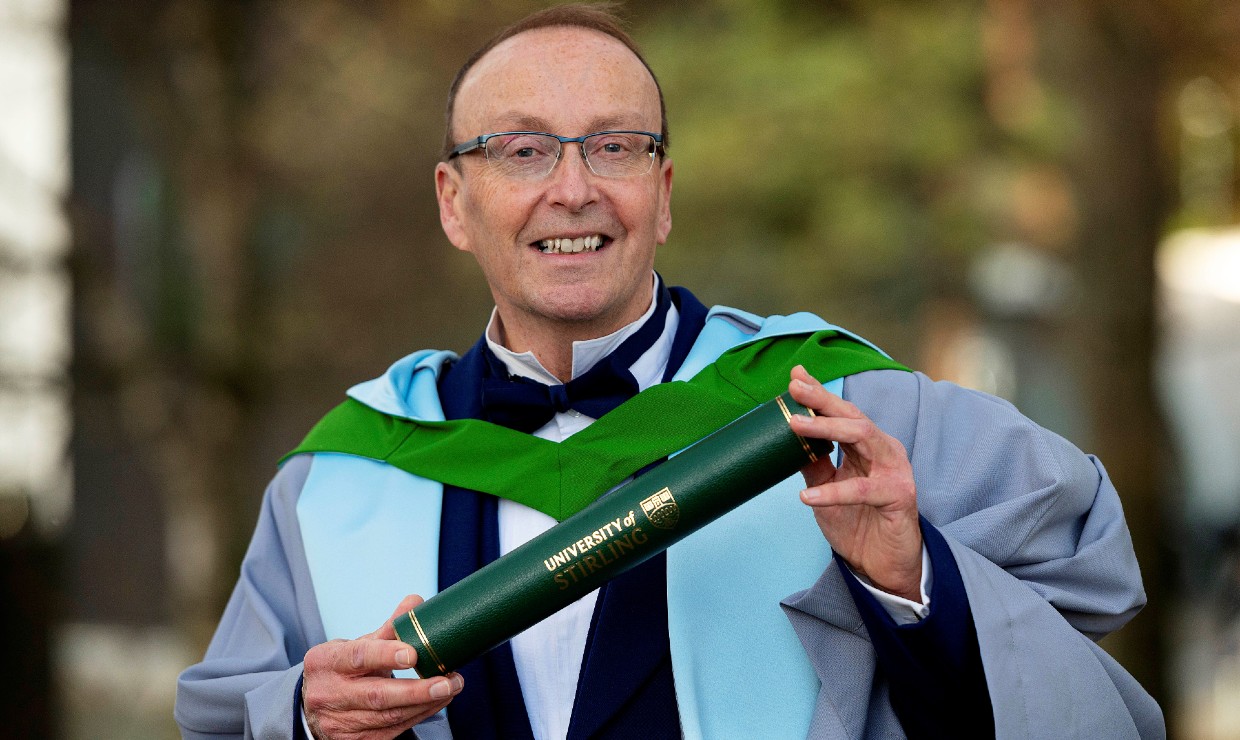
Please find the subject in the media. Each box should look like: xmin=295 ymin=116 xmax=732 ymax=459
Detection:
xmin=407 ymin=610 xmax=447 ymax=676
xmin=775 ymin=396 xmax=819 ymax=464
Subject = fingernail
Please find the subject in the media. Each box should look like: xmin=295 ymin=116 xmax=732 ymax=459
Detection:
xmin=793 ymin=379 xmax=812 ymax=392
xmin=451 ymin=674 xmax=464 ymax=693
xmin=801 ymin=489 xmax=820 ymax=504
xmin=395 ymin=649 xmax=413 ymax=667
xmin=429 ymin=678 xmax=452 ymax=699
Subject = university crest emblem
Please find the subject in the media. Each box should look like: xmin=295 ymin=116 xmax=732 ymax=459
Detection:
xmin=640 ymin=488 xmax=680 ymax=530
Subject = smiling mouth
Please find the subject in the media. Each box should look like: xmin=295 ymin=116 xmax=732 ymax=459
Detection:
xmin=536 ymin=235 xmax=605 ymax=254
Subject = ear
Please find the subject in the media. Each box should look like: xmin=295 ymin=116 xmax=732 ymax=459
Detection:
xmin=656 ymin=157 xmax=674 ymax=245
xmin=436 ymin=162 xmax=471 ymax=253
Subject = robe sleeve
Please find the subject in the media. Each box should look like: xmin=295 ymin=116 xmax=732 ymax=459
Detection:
xmin=838 ymin=519 xmax=994 ymax=738
xmin=839 ymin=369 xmax=1164 ymax=738
xmin=174 ymin=455 xmax=326 ymax=739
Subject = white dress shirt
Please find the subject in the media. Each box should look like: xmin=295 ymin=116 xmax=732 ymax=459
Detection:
xmin=484 ymin=284 xmax=677 ymax=740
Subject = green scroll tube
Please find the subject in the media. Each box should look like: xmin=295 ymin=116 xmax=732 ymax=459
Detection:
xmin=393 ymin=391 xmax=832 ymax=678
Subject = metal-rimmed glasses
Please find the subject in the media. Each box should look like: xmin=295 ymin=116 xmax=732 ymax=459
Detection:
xmin=447 ymin=131 xmax=665 ymax=179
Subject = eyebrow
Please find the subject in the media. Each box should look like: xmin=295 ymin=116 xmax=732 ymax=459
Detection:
xmin=485 ymin=112 xmax=649 ymax=133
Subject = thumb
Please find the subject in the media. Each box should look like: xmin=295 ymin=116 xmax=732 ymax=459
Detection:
xmin=368 ymin=593 xmax=425 ymax=640
xmin=801 ymin=455 xmax=839 ymax=489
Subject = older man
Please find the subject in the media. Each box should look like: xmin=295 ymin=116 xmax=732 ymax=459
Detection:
xmin=176 ymin=5 xmax=1163 ymax=739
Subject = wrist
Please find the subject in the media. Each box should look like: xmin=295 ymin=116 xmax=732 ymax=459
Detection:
xmin=870 ymin=574 xmax=921 ymax=602
xmin=849 ymin=556 xmax=923 ymax=603
xmin=841 ymin=544 xmax=933 ymax=624
xmin=300 ymin=676 xmax=322 ymax=740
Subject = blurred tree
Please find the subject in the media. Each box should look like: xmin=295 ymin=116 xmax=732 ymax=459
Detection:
xmin=0 ymin=532 xmax=54 ymax=738
xmin=1024 ymin=1 xmax=1240 ymax=722
xmin=1028 ymin=0 xmax=1173 ymax=709
xmin=641 ymin=0 xmax=1000 ymax=360
xmin=69 ymin=0 xmax=495 ymax=644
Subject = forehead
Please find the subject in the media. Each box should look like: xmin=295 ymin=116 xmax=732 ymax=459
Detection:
xmin=453 ymin=26 xmax=661 ymax=134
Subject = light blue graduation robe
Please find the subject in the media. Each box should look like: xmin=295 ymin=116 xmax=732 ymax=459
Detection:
xmin=175 ymin=306 xmax=1164 ymax=739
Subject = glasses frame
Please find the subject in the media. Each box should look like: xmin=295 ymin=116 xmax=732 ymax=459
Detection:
xmin=447 ymin=130 xmax=666 ymax=178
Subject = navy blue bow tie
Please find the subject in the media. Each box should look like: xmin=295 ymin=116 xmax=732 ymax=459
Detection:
xmin=480 ymin=362 xmax=639 ymax=433
xmin=480 ymin=283 xmax=672 ymax=434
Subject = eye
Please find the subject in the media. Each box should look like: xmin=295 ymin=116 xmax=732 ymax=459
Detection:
xmin=589 ymin=134 xmax=640 ymax=159
xmin=490 ymin=134 xmax=556 ymax=160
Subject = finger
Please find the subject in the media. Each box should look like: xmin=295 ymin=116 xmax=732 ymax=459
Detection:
xmin=305 ymin=660 xmax=465 ymax=734
xmin=397 ymin=672 xmax=464 ymax=707
xmin=324 ymin=636 xmax=419 ymax=676
xmin=800 ymin=454 xmax=838 ymax=488
xmin=335 ymin=672 xmax=465 ymax=714
xmin=789 ymin=413 xmax=867 ymax=445
xmin=311 ymin=680 xmax=458 ymax=740
xmin=789 ymin=367 xmax=864 ymax=420
xmin=801 ymin=475 xmax=914 ymax=510
xmin=789 ymin=408 xmax=911 ymax=470
xmin=316 ymin=700 xmax=450 ymax=738
xmin=790 ymin=363 xmax=817 ymax=386
xmin=315 ymin=700 xmax=452 ymax=740
xmin=789 ymin=414 xmax=891 ymax=467
xmin=369 ymin=594 xmax=426 ymax=640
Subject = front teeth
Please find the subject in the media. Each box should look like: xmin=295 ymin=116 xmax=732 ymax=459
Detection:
xmin=538 ymin=235 xmax=603 ymax=253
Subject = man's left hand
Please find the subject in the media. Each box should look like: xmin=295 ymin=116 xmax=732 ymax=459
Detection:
xmin=787 ymin=365 xmax=923 ymax=601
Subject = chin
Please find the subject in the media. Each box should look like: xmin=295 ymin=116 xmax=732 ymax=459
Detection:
xmin=533 ymin=287 xmax=628 ymax=328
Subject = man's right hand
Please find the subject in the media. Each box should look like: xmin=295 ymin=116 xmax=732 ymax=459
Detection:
xmin=302 ymin=594 xmax=464 ymax=740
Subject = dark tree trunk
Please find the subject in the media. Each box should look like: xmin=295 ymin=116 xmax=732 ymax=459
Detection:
xmin=1035 ymin=0 xmax=1173 ymax=716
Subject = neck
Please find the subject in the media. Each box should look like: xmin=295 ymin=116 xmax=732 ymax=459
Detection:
xmin=489 ymin=275 xmax=660 ymax=382
xmin=491 ymin=313 xmax=626 ymax=382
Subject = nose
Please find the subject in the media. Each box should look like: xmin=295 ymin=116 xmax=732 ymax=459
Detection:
xmin=545 ymin=142 xmax=599 ymax=211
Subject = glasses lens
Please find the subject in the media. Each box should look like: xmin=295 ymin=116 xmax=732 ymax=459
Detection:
xmin=484 ymin=133 xmax=560 ymax=178
xmin=584 ymin=133 xmax=656 ymax=177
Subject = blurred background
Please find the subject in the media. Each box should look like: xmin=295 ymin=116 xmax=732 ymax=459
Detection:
xmin=1 ymin=0 xmax=1238 ymax=736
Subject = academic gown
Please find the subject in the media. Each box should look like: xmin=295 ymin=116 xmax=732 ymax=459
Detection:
xmin=174 ymin=311 xmax=1164 ymax=739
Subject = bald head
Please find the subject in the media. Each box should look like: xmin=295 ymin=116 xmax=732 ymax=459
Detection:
xmin=441 ymin=3 xmax=668 ymax=158
xmin=450 ymin=26 xmax=664 ymax=156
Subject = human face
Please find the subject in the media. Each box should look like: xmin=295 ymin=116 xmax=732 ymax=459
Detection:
xmin=435 ymin=26 xmax=673 ymax=347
